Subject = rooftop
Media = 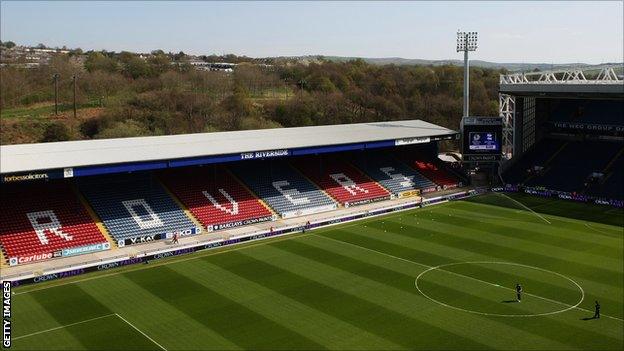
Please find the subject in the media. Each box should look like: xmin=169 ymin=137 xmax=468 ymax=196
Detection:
xmin=0 ymin=120 xmax=457 ymax=174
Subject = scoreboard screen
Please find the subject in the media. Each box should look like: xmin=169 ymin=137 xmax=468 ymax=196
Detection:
xmin=461 ymin=117 xmax=503 ymax=162
xmin=468 ymin=132 xmax=499 ymax=151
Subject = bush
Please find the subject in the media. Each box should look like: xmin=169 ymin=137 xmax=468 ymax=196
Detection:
xmin=95 ymin=120 xmax=151 ymax=139
xmin=41 ymin=122 xmax=70 ymax=142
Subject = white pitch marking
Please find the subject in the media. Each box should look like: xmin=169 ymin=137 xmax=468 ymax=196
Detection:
xmin=415 ymin=261 xmax=584 ymax=317
xmin=115 ymin=313 xmax=167 ymax=351
xmin=495 ymin=193 xmax=551 ymax=225
xmin=312 ymin=234 xmax=623 ymax=322
xmin=585 ymin=222 xmax=623 ymax=236
xmin=12 ymin=313 xmax=116 ymax=341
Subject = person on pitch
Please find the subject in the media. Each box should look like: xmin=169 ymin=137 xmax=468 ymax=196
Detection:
xmin=516 ymin=283 xmax=523 ymax=302
xmin=594 ymin=300 xmax=600 ymax=319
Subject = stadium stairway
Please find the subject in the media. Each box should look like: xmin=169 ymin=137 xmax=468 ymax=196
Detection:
xmin=352 ymin=152 xmax=437 ymax=196
xmin=73 ymin=185 xmax=117 ymax=250
xmin=586 ymin=146 xmax=624 ymax=199
xmin=602 ymin=146 xmax=624 ymax=174
xmin=293 ymin=157 xmax=391 ymax=207
xmin=77 ymin=173 xmax=199 ymax=246
xmin=0 ymin=182 xmax=110 ymax=265
xmin=230 ymin=161 xmax=337 ymax=218
xmin=522 ymin=141 xmax=568 ymax=184
xmin=291 ymin=164 xmax=338 ymax=206
xmin=0 ymin=249 xmax=7 ymax=269
xmin=526 ymin=141 xmax=621 ymax=193
xmin=158 ymin=178 xmax=206 ymax=232
xmin=228 ymin=168 xmax=278 ymax=218
xmin=159 ymin=166 xmax=275 ymax=231
xmin=396 ymin=151 xmax=460 ymax=189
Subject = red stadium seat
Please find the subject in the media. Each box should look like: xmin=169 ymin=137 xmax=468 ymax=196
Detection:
xmin=412 ymin=160 xmax=459 ymax=188
xmin=0 ymin=182 xmax=109 ymax=265
xmin=160 ymin=166 xmax=274 ymax=231
xmin=294 ymin=158 xmax=391 ymax=206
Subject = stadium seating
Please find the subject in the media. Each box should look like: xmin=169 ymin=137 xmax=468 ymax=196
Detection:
xmin=502 ymin=139 xmax=566 ymax=184
xmin=504 ymin=138 xmax=623 ymax=199
xmin=396 ymin=151 xmax=461 ymax=188
xmin=77 ymin=174 xmax=198 ymax=245
xmin=159 ymin=166 xmax=274 ymax=231
xmin=293 ymin=157 xmax=390 ymax=206
xmin=353 ymin=152 xmax=437 ymax=195
xmin=548 ymin=99 xmax=624 ymax=126
xmin=0 ymin=182 xmax=109 ymax=264
xmin=525 ymin=141 xmax=621 ymax=192
xmin=586 ymin=147 xmax=624 ymax=200
xmin=230 ymin=161 xmax=337 ymax=217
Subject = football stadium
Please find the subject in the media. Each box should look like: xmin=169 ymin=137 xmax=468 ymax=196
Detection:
xmin=0 ymin=63 xmax=622 ymax=350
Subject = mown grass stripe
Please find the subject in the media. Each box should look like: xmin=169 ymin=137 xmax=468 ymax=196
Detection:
xmin=77 ymin=275 xmax=241 ymax=350
xmin=169 ymin=259 xmax=402 ymax=349
xmin=206 ymin=250 xmax=488 ymax=350
xmin=293 ymin=234 xmax=621 ymax=345
xmin=124 ymin=266 xmax=325 ymax=350
xmin=372 ymin=218 xmax=624 ymax=285
xmin=419 ymin=209 xmax=623 ymax=264
xmin=444 ymin=204 xmax=623 ymax=251
xmin=344 ymin=218 xmax=623 ymax=309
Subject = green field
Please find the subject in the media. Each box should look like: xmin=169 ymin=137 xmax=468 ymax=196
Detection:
xmin=8 ymin=193 xmax=624 ymax=350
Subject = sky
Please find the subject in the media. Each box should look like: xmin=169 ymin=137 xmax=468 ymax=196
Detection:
xmin=1 ymin=1 xmax=622 ymax=64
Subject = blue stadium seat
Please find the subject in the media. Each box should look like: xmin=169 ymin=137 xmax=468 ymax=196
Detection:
xmin=230 ymin=161 xmax=336 ymax=217
xmin=77 ymin=174 xmax=197 ymax=246
xmin=353 ymin=152 xmax=437 ymax=195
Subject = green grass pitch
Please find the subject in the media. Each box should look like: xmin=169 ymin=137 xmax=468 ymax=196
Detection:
xmin=8 ymin=193 xmax=624 ymax=350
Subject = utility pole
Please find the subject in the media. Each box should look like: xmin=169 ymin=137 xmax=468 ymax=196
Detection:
xmin=457 ymin=31 xmax=478 ymax=117
xmin=53 ymin=73 xmax=60 ymax=115
xmin=72 ymin=74 xmax=77 ymax=119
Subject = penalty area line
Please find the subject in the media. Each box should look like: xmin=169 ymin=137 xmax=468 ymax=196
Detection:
xmin=115 ymin=313 xmax=167 ymax=351
xmin=495 ymin=193 xmax=551 ymax=225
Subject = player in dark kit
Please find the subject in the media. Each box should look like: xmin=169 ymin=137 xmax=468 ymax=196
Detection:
xmin=594 ymin=301 xmax=600 ymax=319
xmin=516 ymin=283 xmax=523 ymax=302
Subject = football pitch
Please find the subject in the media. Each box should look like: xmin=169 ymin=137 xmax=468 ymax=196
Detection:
xmin=7 ymin=193 xmax=624 ymax=350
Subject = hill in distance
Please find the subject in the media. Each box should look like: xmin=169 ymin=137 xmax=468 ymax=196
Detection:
xmin=281 ymin=55 xmax=619 ymax=72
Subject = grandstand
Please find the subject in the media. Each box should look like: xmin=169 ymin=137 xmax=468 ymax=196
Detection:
xmin=499 ymin=66 xmax=624 ymax=203
xmin=0 ymin=120 xmax=458 ymax=270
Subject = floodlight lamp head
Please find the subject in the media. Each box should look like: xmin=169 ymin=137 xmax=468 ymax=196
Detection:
xmin=457 ymin=31 xmax=478 ymax=52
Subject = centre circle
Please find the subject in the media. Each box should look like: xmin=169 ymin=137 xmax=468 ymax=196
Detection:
xmin=414 ymin=261 xmax=585 ymax=317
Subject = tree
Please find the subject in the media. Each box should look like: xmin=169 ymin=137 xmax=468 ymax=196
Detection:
xmin=173 ymin=51 xmax=186 ymax=61
xmin=148 ymin=53 xmax=171 ymax=75
xmin=123 ymin=56 xmax=153 ymax=78
xmin=3 ymin=41 xmax=16 ymax=48
xmin=85 ymin=52 xmax=118 ymax=73
xmin=69 ymin=48 xmax=84 ymax=56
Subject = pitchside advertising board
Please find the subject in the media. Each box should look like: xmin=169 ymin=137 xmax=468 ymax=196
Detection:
xmin=116 ymin=226 xmax=202 ymax=247
xmin=8 ymin=242 xmax=111 ymax=266
xmin=460 ymin=117 xmax=503 ymax=162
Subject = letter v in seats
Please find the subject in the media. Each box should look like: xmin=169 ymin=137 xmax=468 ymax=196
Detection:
xmin=202 ymin=188 xmax=239 ymax=215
